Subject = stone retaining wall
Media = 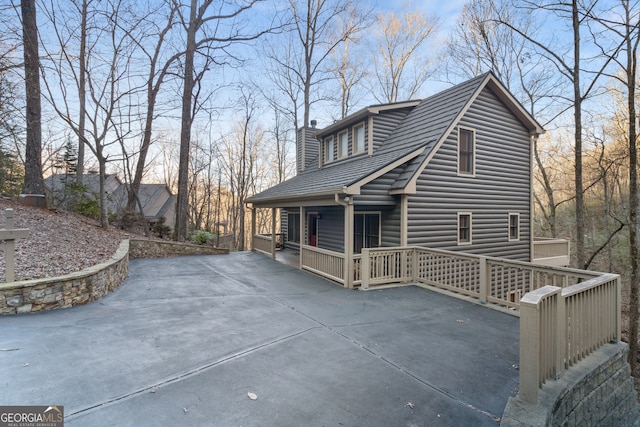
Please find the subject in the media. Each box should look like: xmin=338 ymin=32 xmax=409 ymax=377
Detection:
xmin=129 ymin=238 xmax=229 ymax=258
xmin=0 ymin=239 xmax=229 ymax=315
xmin=501 ymin=342 xmax=640 ymax=426
xmin=0 ymin=240 xmax=129 ymax=314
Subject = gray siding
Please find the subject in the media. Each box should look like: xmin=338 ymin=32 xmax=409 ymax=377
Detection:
xmin=407 ymin=87 xmax=531 ymax=261
xmin=372 ymin=108 xmax=414 ymax=150
xmin=380 ymin=205 xmax=401 ymax=247
xmin=357 ymin=165 xmax=404 ymax=205
xmin=297 ymin=127 xmax=319 ymax=173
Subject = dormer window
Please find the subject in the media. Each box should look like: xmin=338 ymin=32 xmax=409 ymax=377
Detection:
xmin=338 ymin=131 xmax=348 ymax=158
xmin=354 ymin=123 xmax=365 ymax=153
xmin=324 ymin=136 xmax=335 ymax=162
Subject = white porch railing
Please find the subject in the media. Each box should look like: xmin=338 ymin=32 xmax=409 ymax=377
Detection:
xmin=533 ymin=237 xmax=571 ymax=267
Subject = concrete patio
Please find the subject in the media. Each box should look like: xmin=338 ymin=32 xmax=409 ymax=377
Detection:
xmin=0 ymin=251 xmax=520 ymax=426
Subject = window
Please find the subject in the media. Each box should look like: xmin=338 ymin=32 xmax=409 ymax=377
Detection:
xmin=354 ymin=212 xmax=380 ymax=253
xmin=324 ymin=136 xmax=335 ymax=162
xmin=458 ymin=128 xmax=475 ymax=175
xmin=353 ymin=123 xmax=365 ymax=153
xmin=509 ymin=213 xmax=520 ymax=241
xmin=338 ymin=131 xmax=348 ymax=158
xmin=458 ymin=212 xmax=472 ymax=245
xmin=287 ymin=213 xmax=300 ymax=243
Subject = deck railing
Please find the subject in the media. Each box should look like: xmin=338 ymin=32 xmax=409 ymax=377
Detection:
xmin=360 ymin=247 xmax=599 ymax=306
xmin=533 ymin=237 xmax=571 ymax=266
xmin=254 ymin=240 xmax=619 ymax=405
xmin=519 ymin=274 xmax=620 ymax=403
xmin=252 ymin=234 xmax=274 ymax=255
xmin=301 ymin=245 xmax=345 ymax=285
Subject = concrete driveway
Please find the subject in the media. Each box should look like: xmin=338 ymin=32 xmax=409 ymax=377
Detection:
xmin=0 ymin=251 xmax=520 ymax=426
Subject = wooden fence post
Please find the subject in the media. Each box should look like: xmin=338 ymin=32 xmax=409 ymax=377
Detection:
xmin=479 ymin=256 xmax=488 ymax=303
xmin=0 ymin=209 xmax=30 ymax=283
xmin=361 ymin=248 xmax=370 ymax=290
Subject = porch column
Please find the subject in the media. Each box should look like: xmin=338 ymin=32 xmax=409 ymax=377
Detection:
xmin=250 ymin=206 xmax=256 ymax=251
xmin=271 ymin=207 xmax=277 ymax=259
xmin=400 ymin=194 xmax=408 ymax=247
xmin=299 ymin=206 xmax=304 ymax=270
xmin=344 ymin=199 xmax=354 ymax=289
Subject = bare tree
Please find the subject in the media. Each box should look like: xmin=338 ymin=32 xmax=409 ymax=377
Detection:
xmin=263 ymin=0 xmax=368 ymax=128
xmin=173 ymin=0 xmax=272 ymax=241
xmin=492 ymin=0 xmax=624 ymax=269
xmin=332 ymin=35 xmax=367 ymax=119
xmin=41 ymin=0 xmax=143 ymax=227
xmin=21 ymin=0 xmax=44 ymax=194
xmin=587 ymin=0 xmax=640 ymax=373
xmin=121 ymin=1 xmax=180 ymax=215
xmin=369 ymin=8 xmax=438 ymax=103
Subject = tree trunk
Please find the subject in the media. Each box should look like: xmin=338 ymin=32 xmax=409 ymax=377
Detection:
xmin=625 ymin=0 xmax=640 ymax=375
xmin=173 ymin=0 xmax=197 ymax=241
xmin=76 ymin=0 xmax=87 ymax=184
xmin=572 ymin=0 xmax=586 ymax=269
xmin=21 ymin=0 xmax=45 ymax=195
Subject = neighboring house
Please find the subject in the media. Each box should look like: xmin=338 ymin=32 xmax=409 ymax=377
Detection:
xmin=246 ymin=72 xmax=570 ymax=288
xmin=44 ymin=172 xmax=176 ymax=230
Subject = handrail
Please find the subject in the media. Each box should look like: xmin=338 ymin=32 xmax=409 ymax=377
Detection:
xmin=518 ymin=274 xmax=620 ymax=403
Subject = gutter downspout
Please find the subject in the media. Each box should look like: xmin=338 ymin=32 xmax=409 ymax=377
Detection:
xmin=335 ymin=193 xmax=354 ymax=289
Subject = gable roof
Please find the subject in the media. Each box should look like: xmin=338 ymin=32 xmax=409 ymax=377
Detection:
xmin=247 ymin=72 xmax=543 ymax=206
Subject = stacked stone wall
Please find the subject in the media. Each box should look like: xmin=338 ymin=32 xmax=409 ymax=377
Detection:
xmin=501 ymin=342 xmax=640 ymax=427
xmin=0 ymin=240 xmax=129 ymax=314
xmin=128 ymin=239 xmax=229 ymax=258
xmin=0 ymin=239 xmax=229 ymax=315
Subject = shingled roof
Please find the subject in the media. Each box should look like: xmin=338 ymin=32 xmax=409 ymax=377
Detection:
xmin=247 ymin=72 xmax=542 ymax=206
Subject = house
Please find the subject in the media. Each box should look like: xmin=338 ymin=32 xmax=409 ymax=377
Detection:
xmin=44 ymin=172 xmax=176 ymax=230
xmin=246 ymin=72 xmax=569 ymax=288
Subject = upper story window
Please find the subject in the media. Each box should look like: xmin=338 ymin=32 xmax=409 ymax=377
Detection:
xmin=353 ymin=123 xmax=365 ymax=153
xmin=324 ymin=136 xmax=335 ymax=162
xmin=458 ymin=127 xmax=475 ymax=176
xmin=338 ymin=130 xmax=348 ymax=158
xmin=458 ymin=212 xmax=472 ymax=245
xmin=509 ymin=213 xmax=520 ymax=241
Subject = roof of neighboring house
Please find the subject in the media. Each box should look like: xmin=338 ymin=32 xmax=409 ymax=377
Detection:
xmin=136 ymin=183 xmax=176 ymax=220
xmin=45 ymin=173 xmax=176 ymax=221
xmin=247 ymin=72 xmax=543 ymax=206
xmin=44 ymin=172 xmax=123 ymax=194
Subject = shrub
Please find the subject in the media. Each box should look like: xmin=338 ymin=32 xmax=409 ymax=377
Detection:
xmin=151 ymin=217 xmax=171 ymax=239
xmin=189 ymin=230 xmax=215 ymax=245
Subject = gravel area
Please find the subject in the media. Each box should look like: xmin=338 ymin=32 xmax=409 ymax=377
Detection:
xmin=0 ymin=197 xmax=132 ymax=282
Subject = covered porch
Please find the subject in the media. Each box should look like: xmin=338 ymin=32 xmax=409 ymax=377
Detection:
xmin=249 ymin=193 xmax=370 ymax=289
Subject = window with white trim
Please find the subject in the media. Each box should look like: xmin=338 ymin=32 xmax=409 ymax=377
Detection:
xmin=324 ymin=136 xmax=335 ymax=162
xmin=353 ymin=123 xmax=365 ymax=153
xmin=458 ymin=128 xmax=475 ymax=175
xmin=458 ymin=212 xmax=472 ymax=245
xmin=509 ymin=213 xmax=520 ymax=241
xmin=354 ymin=212 xmax=380 ymax=253
xmin=338 ymin=130 xmax=348 ymax=158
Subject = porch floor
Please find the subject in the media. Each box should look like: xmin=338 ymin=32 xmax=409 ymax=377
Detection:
xmin=1 ymin=251 xmax=520 ymax=426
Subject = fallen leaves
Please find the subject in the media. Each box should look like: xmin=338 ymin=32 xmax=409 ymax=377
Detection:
xmin=0 ymin=198 xmax=130 ymax=282
xmin=247 ymin=392 xmax=258 ymax=400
